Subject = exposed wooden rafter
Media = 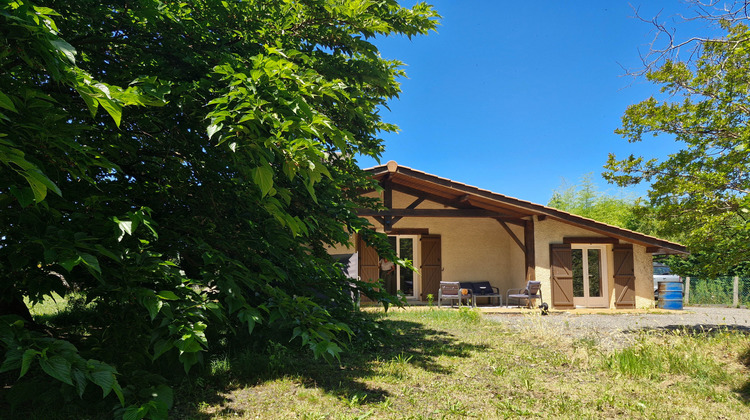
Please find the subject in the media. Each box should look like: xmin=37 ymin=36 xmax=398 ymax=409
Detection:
xmin=563 ymin=237 xmax=619 ymax=244
xmin=367 ymin=165 xmax=687 ymax=254
xmin=496 ymin=219 xmax=525 ymax=252
xmin=390 ymin=197 xmax=426 ymax=226
xmin=359 ymin=208 xmax=513 ymax=218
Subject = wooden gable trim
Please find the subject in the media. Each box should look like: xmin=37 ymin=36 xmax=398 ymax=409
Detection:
xmin=368 ymin=165 xmax=687 ymax=254
xmin=358 ymin=208 xmax=511 ymax=218
xmin=563 ymin=237 xmax=619 ymax=245
xmin=386 ymin=182 xmax=466 ymax=209
xmin=389 ymin=228 xmax=430 ymax=235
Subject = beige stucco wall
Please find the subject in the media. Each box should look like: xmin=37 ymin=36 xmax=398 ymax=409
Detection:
xmin=535 ymin=217 xmax=655 ymax=309
xmin=634 ymin=243 xmax=655 ymax=308
xmin=328 ymin=190 xmax=655 ymax=308
xmin=328 ymin=237 xmax=355 ymax=255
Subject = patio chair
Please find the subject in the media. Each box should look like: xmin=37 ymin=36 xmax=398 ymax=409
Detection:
xmin=506 ymin=281 xmax=543 ymax=308
xmin=469 ymin=281 xmax=502 ymax=307
xmin=438 ymin=281 xmax=471 ymax=308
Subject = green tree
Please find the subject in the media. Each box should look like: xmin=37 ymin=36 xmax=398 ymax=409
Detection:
xmin=548 ymin=173 xmax=637 ymax=228
xmin=605 ymin=15 xmax=750 ymax=277
xmin=0 ymin=0 xmax=438 ymax=417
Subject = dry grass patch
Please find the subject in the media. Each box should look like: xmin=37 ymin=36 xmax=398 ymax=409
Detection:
xmin=175 ymin=308 xmax=750 ymax=419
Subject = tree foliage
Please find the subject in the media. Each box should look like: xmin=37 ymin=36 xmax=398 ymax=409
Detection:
xmin=605 ymin=14 xmax=750 ymax=276
xmin=548 ymin=174 xmax=637 ymax=228
xmin=0 ymin=0 xmax=438 ymax=417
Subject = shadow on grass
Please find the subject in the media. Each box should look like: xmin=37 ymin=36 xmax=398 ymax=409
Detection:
xmin=739 ymin=345 xmax=750 ymax=405
xmin=173 ymin=316 xmax=490 ymax=419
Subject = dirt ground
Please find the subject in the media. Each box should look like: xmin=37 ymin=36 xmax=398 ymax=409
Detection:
xmin=485 ymin=306 xmax=750 ymax=350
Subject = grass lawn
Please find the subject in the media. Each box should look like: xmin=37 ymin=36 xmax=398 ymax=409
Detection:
xmin=173 ymin=308 xmax=750 ymax=419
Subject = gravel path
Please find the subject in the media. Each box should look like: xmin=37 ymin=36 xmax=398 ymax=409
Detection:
xmin=486 ymin=306 xmax=750 ymax=350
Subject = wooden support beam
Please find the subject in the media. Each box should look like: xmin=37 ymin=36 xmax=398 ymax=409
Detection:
xmin=496 ymin=219 xmax=525 ymax=252
xmin=389 ymin=228 xmax=429 ymax=235
xmin=563 ymin=237 xmax=619 ymax=244
xmin=646 ymin=246 xmax=660 ymax=253
xmin=391 ymin=197 xmax=426 ymax=226
xmin=525 ymin=219 xmax=536 ymax=280
xmin=358 ymin=208 xmax=510 ymax=218
xmin=454 ymin=194 xmax=472 ymax=205
xmin=383 ymin=187 xmax=393 ymax=232
xmin=388 ymin=183 xmax=469 ymax=209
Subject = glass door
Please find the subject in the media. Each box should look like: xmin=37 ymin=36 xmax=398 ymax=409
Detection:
xmin=572 ymin=244 xmax=608 ymax=307
xmin=387 ymin=235 xmax=419 ymax=299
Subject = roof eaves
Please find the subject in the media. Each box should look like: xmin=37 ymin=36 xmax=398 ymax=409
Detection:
xmin=364 ymin=162 xmax=687 ymax=254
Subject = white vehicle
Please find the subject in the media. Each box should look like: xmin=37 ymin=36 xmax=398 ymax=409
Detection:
xmin=653 ymin=263 xmax=680 ymax=299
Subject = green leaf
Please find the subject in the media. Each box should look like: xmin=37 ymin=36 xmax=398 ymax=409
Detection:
xmin=24 ymin=167 xmax=62 ymax=202
xmin=112 ymin=380 xmax=125 ymax=406
xmin=207 ymin=123 xmax=223 ymax=139
xmin=78 ymin=253 xmax=101 ymax=274
xmin=50 ymin=39 xmax=76 ymax=64
xmin=71 ymin=367 xmax=87 ymax=397
xmin=75 ymin=86 xmax=100 ymax=117
xmin=252 ymin=165 xmax=274 ymax=197
xmin=141 ymin=294 xmax=162 ymax=320
xmin=123 ymin=405 xmax=148 ymax=420
xmin=151 ymin=384 xmax=174 ymax=410
xmin=39 ymin=355 xmax=73 ymax=386
xmin=0 ymin=91 xmax=17 ymax=113
xmin=9 ymin=185 xmax=34 ymax=207
xmin=97 ymin=96 xmax=122 ymax=127
xmin=175 ymin=336 xmax=202 ymax=353
xmin=60 ymin=257 xmax=80 ymax=272
xmin=19 ymin=349 xmax=39 ymax=378
xmin=118 ymin=220 xmax=133 ymax=236
xmin=156 ymin=290 xmax=179 ymax=300
xmin=151 ymin=339 xmax=173 ymax=360
xmin=88 ymin=363 xmax=115 ymax=397
xmin=178 ymin=350 xmax=201 ymax=373
xmin=94 ymin=244 xmax=121 ymax=262
xmin=0 ymin=348 xmax=23 ymax=373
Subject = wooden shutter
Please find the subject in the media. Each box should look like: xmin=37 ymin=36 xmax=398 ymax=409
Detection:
xmin=550 ymin=244 xmax=574 ymax=309
xmin=358 ymin=235 xmax=380 ymax=284
xmin=420 ymin=235 xmax=441 ymax=300
xmin=613 ymin=244 xmax=636 ymax=308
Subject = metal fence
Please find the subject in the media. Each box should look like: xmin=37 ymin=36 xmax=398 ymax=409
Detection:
xmin=684 ymin=276 xmax=750 ymax=307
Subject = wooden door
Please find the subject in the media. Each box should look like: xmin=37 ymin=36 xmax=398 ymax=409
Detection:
xmin=613 ymin=244 xmax=635 ymax=308
xmin=420 ymin=235 xmax=441 ymax=300
xmin=358 ymin=235 xmax=380 ymax=284
xmin=550 ymin=244 xmax=574 ymax=309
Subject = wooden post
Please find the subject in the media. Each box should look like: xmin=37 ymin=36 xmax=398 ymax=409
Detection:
xmin=734 ymin=276 xmax=740 ymax=307
xmin=524 ymin=219 xmax=535 ymax=280
xmin=684 ymin=277 xmax=690 ymax=306
xmin=383 ymin=187 xmax=392 ymax=233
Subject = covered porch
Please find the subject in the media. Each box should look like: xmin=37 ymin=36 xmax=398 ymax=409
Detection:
xmin=334 ymin=161 xmax=686 ymax=310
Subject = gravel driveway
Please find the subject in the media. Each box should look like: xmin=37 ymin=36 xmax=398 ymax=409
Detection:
xmin=486 ymin=306 xmax=750 ymax=349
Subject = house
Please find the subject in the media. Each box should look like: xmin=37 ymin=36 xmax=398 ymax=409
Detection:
xmin=328 ymin=161 xmax=687 ymax=309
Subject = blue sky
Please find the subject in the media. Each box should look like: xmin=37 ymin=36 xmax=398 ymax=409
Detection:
xmin=358 ymin=0 xmax=715 ymax=205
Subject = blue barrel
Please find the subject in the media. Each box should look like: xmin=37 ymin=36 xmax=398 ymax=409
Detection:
xmin=658 ymin=280 xmax=683 ymax=310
